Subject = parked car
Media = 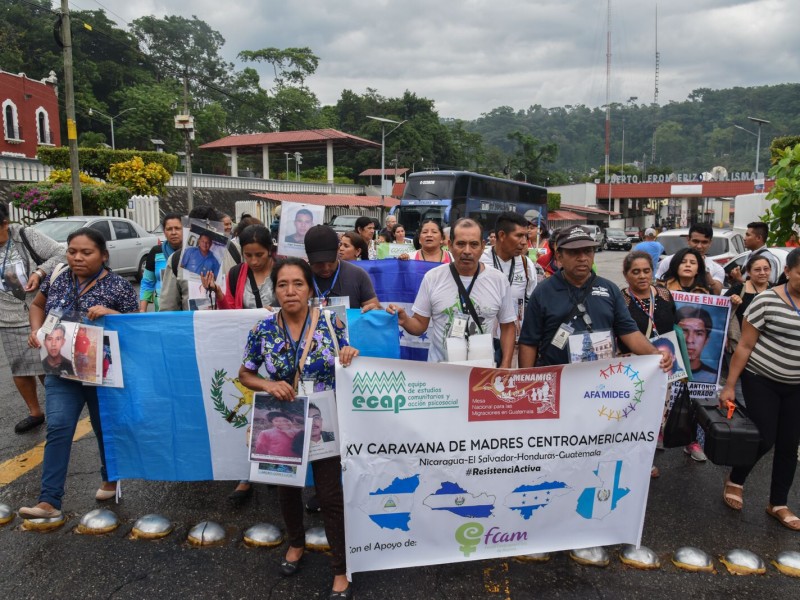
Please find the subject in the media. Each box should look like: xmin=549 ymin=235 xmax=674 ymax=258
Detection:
xmin=656 ymin=227 xmax=745 ymax=267
xmin=329 ymin=214 xmax=380 ymax=236
xmin=603 ymin=228 xmax=631 ymax=251
xmin=581 ymin=224 xmax=604 ymax=252
xmin=625 ymin=227 xmax=641 ymax=243
xmin=33 ymin=216 xmax=158 ymax=281
xmin=722 ymin=247 xmax=792 ymax=288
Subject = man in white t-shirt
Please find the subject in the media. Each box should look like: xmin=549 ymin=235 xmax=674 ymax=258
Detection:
xmin=387 ymin=219 xmax=516 ymax=366
xmin=480 ymin=211 xmax=537 ymax=364
xmin=655 ymin=223 xmax=724 ymax=294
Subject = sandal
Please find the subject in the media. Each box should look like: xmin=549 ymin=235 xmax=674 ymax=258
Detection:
xmin=766 ymin=505 xmax=800 ymax=531
xmin=722 ymin=480 xmax=743 ymax=511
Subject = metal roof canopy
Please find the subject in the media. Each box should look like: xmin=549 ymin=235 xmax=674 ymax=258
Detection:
xmin=199 ymin=129 xmax=380 ymax=155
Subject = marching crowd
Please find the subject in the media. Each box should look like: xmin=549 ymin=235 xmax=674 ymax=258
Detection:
xmin=2 ymin=200 xmax=800 ymax=598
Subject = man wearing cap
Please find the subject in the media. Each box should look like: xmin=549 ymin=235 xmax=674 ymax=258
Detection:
xmin=304 ymin=225 xmax=380 ymax=310
xmin=387 ymin=218 xmax=517 ymax=366
xmin=654 ymin=223 xmax=724 ymax=294
xmin=635 ymin=228 xmax=665 ymax=275
xmin=518 ymin=225 xmax=673 ymax=370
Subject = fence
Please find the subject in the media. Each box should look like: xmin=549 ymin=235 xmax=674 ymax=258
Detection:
xmin=170 ymin=172 xmax=366 ymax=195
xmin=0 ymin=156 xmax=51 ymax=182
xmin=9 ymin=195 xmax=160 ymax=232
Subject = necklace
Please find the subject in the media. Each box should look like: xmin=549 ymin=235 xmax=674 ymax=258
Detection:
xmin=422 ymin=247 xmax=444 ymax=262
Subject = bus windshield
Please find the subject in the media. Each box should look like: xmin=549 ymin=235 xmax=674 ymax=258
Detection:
xmin=403 ymin=176 xmax=454 ymax=200
xmin=395 ymin=205 xmax=446 ymax=234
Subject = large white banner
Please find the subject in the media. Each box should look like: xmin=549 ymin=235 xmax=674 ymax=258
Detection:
xmin=337 ymin=356 xmax=667 ymax=575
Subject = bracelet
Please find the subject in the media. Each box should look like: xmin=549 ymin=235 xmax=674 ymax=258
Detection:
xmin=35 ymin=269 xmax=46 ymax=279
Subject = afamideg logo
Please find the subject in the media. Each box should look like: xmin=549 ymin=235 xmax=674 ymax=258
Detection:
xmin=351 ymin=371 xmax=407 ymax=413
xmin=584 ymin=362 xmax=645 ymax=421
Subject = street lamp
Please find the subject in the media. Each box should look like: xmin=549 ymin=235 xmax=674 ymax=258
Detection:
xmin=734 ymin=116 xmax=770 ymax=177
xmin=88 ymin=107 xmax=137 ymax=150
xmin=367 ymin=116 xmax=407 ymax=219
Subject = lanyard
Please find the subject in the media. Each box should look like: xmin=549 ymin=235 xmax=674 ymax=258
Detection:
xmin=629 ymin=286 xmax=659 ymax=337
xmin=450 ymin=263 xmax=480 ymax=314
xmin=63 ymin=267 xmax=104 ymax=312
xmin=313 ymin=262 xmax=341 ymax=301
xmin=784 ymin=284 xmax=800 ymax=317
xmin=491 ymin=249 xmax=515 ymax=285
xmin=281 ymin=310 xmax=311 ymax=379
xmin=558 ymin=271 xmax=595 ymax=332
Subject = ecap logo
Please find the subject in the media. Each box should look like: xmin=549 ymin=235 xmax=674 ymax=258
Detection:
xmin=351 ymin=370 xmax=407 ymax=413
xmin=352 ymin=394 xmax=407 ymax=413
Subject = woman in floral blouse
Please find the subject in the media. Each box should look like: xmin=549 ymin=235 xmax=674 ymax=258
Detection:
xmin=239 ymin=257 xmax=358 ymax=600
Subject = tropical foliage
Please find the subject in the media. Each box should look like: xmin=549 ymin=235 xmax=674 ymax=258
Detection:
xmin=107 ymin=156 xmax=172 ymax=196
xmin=10 ymin=182 xmax=130 ymax=220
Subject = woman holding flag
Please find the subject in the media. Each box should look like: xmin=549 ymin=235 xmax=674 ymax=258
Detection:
xmin=239 ymin=257 xmax=358 ymax=599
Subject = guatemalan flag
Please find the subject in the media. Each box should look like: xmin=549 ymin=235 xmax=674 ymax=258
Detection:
xmin=99 ymin=310 xmax=272 ymax=481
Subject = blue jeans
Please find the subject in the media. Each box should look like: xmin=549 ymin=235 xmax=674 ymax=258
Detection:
xmin=40 ymin=375 xmax=108 ymax=509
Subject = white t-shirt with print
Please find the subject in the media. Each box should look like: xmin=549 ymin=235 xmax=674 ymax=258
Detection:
xmin=480 ymin=248 xmax=537 ymax=338
xmin=656 ymin=253 xmax=724 ymax=283
xmin=411 ymin=263 xmax=516 ymax=363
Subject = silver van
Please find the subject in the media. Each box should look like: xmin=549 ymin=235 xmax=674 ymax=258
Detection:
xmin=582 ymin=224 xmax=604 ymax=252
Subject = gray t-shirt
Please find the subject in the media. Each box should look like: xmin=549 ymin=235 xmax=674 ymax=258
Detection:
xmin=312 ymin=260 xmax=376 ymax=308
xmin=243 ymin=276 xmax=275 ymax=309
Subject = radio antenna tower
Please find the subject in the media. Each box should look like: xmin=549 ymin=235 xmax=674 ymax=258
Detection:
xmin=651 ymin=4 xmax=659 ymax=164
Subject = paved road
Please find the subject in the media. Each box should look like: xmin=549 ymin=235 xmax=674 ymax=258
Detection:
xmin=1 ymin=263 xmax=799 ymax=599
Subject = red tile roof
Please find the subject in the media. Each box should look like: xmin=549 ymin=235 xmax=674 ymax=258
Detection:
xmin=200 ymin=129 xmax=380 ymax=152
xmin=548 ymin=210 xmax=585 ymax=221
xmin=251 ymin=193 xmax=399 ymax=208
xmin=359 ymin=168 xmax=409 ymax=177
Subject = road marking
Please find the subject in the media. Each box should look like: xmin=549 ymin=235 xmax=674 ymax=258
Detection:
xmin=0 ymin=417 xmax=93 ymax=487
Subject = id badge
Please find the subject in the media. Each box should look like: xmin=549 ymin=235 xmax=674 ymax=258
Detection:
xmin=40 ymin=308 xmax=64 ymax=336
xmin=449 ymin=312 xmax=470 ymax=339
xmin=551 ymin=322 xmax=574 ymax=350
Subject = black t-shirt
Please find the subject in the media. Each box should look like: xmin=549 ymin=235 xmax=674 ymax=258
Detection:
xmin=312 ymin=260 xmax=377 ymax=308
xmin=619 ymin=285 xmax=676 ymax=353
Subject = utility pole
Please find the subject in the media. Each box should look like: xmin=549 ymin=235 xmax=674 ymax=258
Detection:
xmin=60 ymin=0 xmax=82 ymax=215
xmin=182 ymin=73 xmax=194 ymax=211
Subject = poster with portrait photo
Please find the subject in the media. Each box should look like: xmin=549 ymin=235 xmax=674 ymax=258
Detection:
xmin=248 ymin=392 xmax=310 ymax=487
xmin=38 ymin=321 xmax=104 ymax=384
xmin=180 ymin=222 xmax=228 ymax=280
xmin=0 ymin=259 xmax=28 ymax=301
xmin=651 ymin=330 xmax=689 ymax=384
xmin=305 ymin=389 xmax=340 ymax=461
xmin=671 ymin=291 xmax=732 ymax=388
xmin=277 ymin=202 xmax=325 ymax=258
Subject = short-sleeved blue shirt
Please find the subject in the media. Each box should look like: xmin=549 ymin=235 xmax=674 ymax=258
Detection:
xmin=40 ymin=268 xmax=139 ymax=315
xmin=518 ymin=270 xmax=639 ymax=366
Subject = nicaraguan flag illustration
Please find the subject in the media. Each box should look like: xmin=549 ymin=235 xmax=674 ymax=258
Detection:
xmin=98 ymin=310 xmax=272 ymax=481
xmin=361 ymin=474 xmax=420 ymax=531
xmin=423 ymin=482 xmax=496 ymax=517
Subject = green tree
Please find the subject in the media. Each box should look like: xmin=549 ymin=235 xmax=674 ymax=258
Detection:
xmin=764 ymin=143 xmax=800 ymax=245
xmin=507 ymin=131 xmax=558 ymax=185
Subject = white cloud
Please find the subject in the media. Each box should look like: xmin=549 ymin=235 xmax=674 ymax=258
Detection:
xmin=87 ymin=0 xmax=800 ymax=119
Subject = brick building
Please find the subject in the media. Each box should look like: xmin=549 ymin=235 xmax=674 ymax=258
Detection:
xmin=1 ymin=69 xmax=61 ymax=159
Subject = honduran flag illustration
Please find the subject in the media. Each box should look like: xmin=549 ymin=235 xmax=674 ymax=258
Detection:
xmin=98 ymin=310 xmax=273 ymax=481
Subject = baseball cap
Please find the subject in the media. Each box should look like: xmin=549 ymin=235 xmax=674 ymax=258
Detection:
xmin=304 ymin=225 xmax=339 ymax=263
xmin=644 ymin=227 xmax=656 ymax=237
xmin=555 ymin=226 xmax=598 ymax=249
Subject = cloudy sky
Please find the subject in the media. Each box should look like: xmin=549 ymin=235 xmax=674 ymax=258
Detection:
xmin=84 ymin=0 xmax=798 ymax=119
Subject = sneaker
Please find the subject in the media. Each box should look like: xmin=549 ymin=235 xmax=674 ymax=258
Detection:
xmin=656 ymin=434 xmax=664 ymax=451
xmin=684 ymin=442 xmax=707 ymax=462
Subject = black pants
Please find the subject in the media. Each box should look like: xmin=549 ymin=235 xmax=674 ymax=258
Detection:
xmin=278 ymin=456 xmax=346 ymax=575
xmin=730 ymin=370 xmax=800 ymax=505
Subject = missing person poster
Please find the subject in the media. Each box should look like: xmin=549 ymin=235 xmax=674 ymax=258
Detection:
xmin=651 ymin=330 xmax=689 ymax=384
xmin=180 ymin=222 xmax=228 ymax=280
xmin=38 ymin=321 xmax=104 ymax=384
xmin=277 ymin=202 xmax=325 ymax=258
xmin=248 ymin=392 xmax=310 ymax=487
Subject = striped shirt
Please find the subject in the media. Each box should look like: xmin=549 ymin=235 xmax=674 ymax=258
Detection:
xmin=744 ymin=289 xmax=800 ymax=384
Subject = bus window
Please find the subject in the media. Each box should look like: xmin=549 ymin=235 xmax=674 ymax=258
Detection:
xmin=396 ymin=206 xmax=445 ymax=236
xmin=403 ymin=176 xmax=454 ymax=200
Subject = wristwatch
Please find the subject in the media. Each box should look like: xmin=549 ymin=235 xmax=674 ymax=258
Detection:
xmin=34 ymin=269 xmax=46 ymax=279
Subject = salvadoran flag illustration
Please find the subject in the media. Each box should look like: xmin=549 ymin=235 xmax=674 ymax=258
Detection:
xmin=361 ymin=474 xmax=420 ymax=531
xmin=98 ymin=310 xmax=272 ymax=481
xmin=423 ymin=482 xmax=496 ymax=518
xmin=354 ymin=260 xmax=440 ymax=361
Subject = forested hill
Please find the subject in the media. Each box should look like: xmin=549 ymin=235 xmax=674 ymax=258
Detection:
xmin=2 ymin=2 xmax=798 ymax=182
xmin=465 ymin=83 xmax=800 ymax=179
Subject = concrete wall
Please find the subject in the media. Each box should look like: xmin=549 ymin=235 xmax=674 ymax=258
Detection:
xmin=548 ymin=183 xmax=597 ymax=207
